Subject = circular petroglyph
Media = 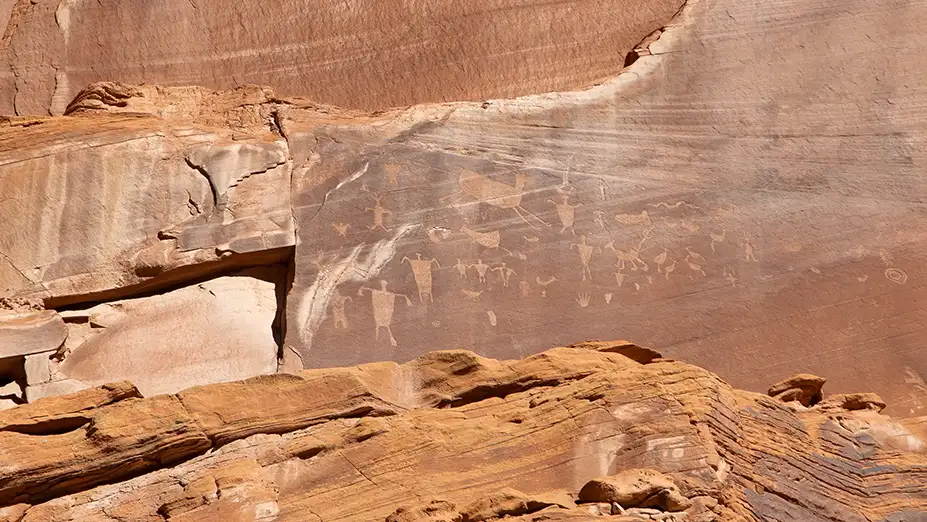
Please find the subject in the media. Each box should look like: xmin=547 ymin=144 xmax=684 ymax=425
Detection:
xmin=885 ymin=267 xmax=908 ymax=285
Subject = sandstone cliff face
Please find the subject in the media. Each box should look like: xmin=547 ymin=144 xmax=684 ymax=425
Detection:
xmin=0 ymin=342 xmax=924 ymax=522
xmin=2 ymin=0 xmax=927 ymax=417
xmin=0 ymin=0 xmax=683 ymax=115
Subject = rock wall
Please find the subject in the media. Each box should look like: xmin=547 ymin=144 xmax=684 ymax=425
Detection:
xmin=1 ymin=0 xmax=927 ymax=417
xmin=0 ymin=0 xmax=683 ymax=115
xmin=0 ymin=342 xmax=925 ymax=521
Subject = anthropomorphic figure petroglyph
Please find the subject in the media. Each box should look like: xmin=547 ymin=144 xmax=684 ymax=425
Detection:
xmin=331 ymin=289 xmax=352 ymax=329
xmin=365 ymin=193 xmax=393 ymax=232
xmin=597 ymin=178 xmax=608 ymax=200
xmin=593 ymin=210 xmax=608 ymax=231
xmin=548 ymin=194 xmax=582 ymax=235
xmin=332 ymin=223 xmax=350 ymax=237
xmin=454 ymin=258 xmax=468 ymax=279
xmin=402 ymin=253 xmax=441 ymax=303
xmin=441 ymin=169 xmax=549 ymax=228
xmin=470 ymin=259 xmax=491 ymax=283
xmin=536 ymin=275 xmax=557 ymax=297
xmin=571 ymin=235 xmax=599 ymax=281
xmin=461 ymin=289 xmax=484 ymax=301
xmin=709 ymin=226 xmax=726 ymax=253
xmin=614 ymin=271 xmax=628 ymax=287
xmin=519 ymin=279 xmax=531 ymax=297
xmin=384 ymin=163 xmax=401 ymax=186
xmin=685 ymin=246 xmax=707 ymax=276
xmin=491 ymin=262 xmax=517 ymax=287
xmin=723 ymin=265 xmax=737 ymax=288
xmin=741 ymin=233 xmax=759 ymax=262
xmin=358 ymin=280 xmax=411 ymax=347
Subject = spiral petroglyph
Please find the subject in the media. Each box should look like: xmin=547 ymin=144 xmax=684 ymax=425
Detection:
xmin=885 ymin=268 xmax=908 ymax=285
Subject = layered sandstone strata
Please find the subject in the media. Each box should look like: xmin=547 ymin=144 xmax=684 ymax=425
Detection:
xmin=0 ymin=341 xmax=924 ymax=521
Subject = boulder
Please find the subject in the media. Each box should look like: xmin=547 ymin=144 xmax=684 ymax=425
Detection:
xmin=577 ymin=469 xmax=691 ymax=512
xmin=768 ymin=374 xmax=828 ymax=407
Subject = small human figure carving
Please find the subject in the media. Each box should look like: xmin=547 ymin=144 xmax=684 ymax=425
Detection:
xmin=548 ymin=194 xmax=582 ymax=235
xmin=358 ymin=280 xmax=411 ymax=347
xmin=454 ymin=258 xmax=469 ymax=279
xmin=593 ymin=210 xmax=608 ymax=231
xmin=597 ymin=178 xmax=608 ymax=200
xmin=402 ymin=253 xmax=441 ymax=303
xmin=519 ymin=279 xmax=531 ymax=297
xmin=365 ymin=192 xmax=393 ymax=232
xmin=614 ymin=271 xmax=628 ymax=287
xmin=722 ymin=265 xmax=737 ymax=288
xmin=470 ymin=259 xmax=491 ymax=283
xmin=571 ymin=235 xmax=599 ymax=281
xmin=491 ymin=262 xmax=517 ymax=287
xmin=330 ymin=289 xmax=352 ymax=329
xmin=384 ymin=163 xmax=401 ymax=186
xmin=741 ymin=233 xmax=759 ymax=262
xmin=709 ymin=226 xmax=726 ymax=253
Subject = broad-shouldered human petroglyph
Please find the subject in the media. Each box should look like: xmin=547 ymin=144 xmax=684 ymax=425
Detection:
xmin=491 ymin=263 xmax=517 ymax=287
xmin=615 ymin=210 xmax=652 ymax=227
xmin=461 ymin=289 xmax=484 ymax=301
xmin=684 ymin=246 xmax=707 ymax=276
xmin=383 ymin=163 xmax=402 ymax=186
xmin=402 ymin=253 xmax=441 ymax=303
xmin=364 ymin=188 xmax=393 ymax=232
xmin=359 ymin=280 xmax=413 ymax=347
xmin=441 ymin=168 xmax=549 ymax=228
xmin=330 ymin=289 xmax=352 ymax=329
xmin=575 ymin=293 xmax=591 ymax=307
xmin=604 ymin=292 xmax=613 ymax=304
xmin=470 ymin=259 xmax=491 ymax=283
xmin=293 ymin=224 xmax=419 ymax=362
xmin=487 ymin=311 xmax=498 ymax=326
xmin=741 ymin=233 xmax=759 ymax=262
xmin=571 ymin=235 xmax=600 ymax=281
xmin=548 ymin=194 xmax=582 ymax=235
xmin=536 ymin=275 xmax=557 ymax=297
xmin=885 ymin=267 xmax=908 ymax=285
xmin=332 ymin=222 xmax=350 ymax=237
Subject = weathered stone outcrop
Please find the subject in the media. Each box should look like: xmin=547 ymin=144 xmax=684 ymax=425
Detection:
xmin=2 ymin=0 xmax=927 ymax=417
xmin=0 ymin=341 xmax=924 ymax=521
xmin=0 ymin=0 xmax=683 ymax=115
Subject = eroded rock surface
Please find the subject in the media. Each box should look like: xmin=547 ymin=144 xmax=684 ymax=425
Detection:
xmin=1 ymin=0 xmax=927 ymax=416
xmin=0 ymin=342 xmax=924 ymax=521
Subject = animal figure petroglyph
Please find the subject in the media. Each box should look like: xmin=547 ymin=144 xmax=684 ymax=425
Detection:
xmin=470 ymin=259 xmax=490 ymax=283
xmin=647 ymin=200 xmax=703 ymax=211
xmin=571 ymin=235 xmax=599 ymax=281
xmin=684 ymin=247 xmax=707 ymax=276
xmin=491 ymin=263 xmax=517 ymax=287
xmin=358 ymin=280 xmax=412 ymax=347
xmin=615 ymin=210 xmax=652 ymax=227
xmin=606 ymin=229 xmax=653 ymax=272
xmin=461 ymin=225 xmax=525 ymax=259
xmin=440 ymin=169 xmax=549 ymax=228
xmin=427 ymin=226 xmax=452 ymax=244
xmin=332 ymin=223 xmax=350 ymax=237
xmin=461 ymin=289 xmax=484 ymax=301
xmin=653 ymin=249 xmax=677 ymax=280
xmin=402 ymin=253 xmax=441 ymax=303
xmin=536 ymin=276 xmax=557 ymax=297
xmin=548 ymin=194 xmax=582 ymax=235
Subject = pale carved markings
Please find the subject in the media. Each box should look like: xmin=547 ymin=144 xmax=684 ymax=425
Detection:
xmin=332 ymin=223 xmax=350 ymax=237
xmin=536 ymin=276 xmax=557 ymax=297
xmin=461 ymin=289 xmax=483 ymax=301
xmin=879 ymin=250 xmax=908 ymax=285
xmin=364 ymin=188 xmax=393 ymax=232
xmin=684 ymin=247 xmax=707 ymax=277
xmin=454 ymin=259 xmax=468 ymax=279
xmin=740 ymin=233 xmax=759 ymax=262
xmin=575 ymin=293 xmax=591 ymax=307
xmin=487 ymin=311 xmax=498 ymax=326
xmin=427 ymin=226 xmax=452 ymax=244
xmin=491 ymin=263 xmax=517 ymax=287
xmin=471 ymin=259 xmax=490 ymax=283
xmin=330 ymin=289 xmax=352 ymax=329
xmin=571 ymin=236 xmax=600 ymax=282
xmin=358 ymin=280 xmax=412 ymax=347
xmin=440 ymin=169 xmax=549 ymax=229
xmin=460 ymin=224 xmax=526 ymax=260
xmin=402 ymin=253 xmax=440 ymax=303
xmin=383 ymin=163 xmax=401 ymax=187
xmin=606 ymin=229 xmax=652 ymax=273
xmin=903 ymin=367 xmax=927 ymax=411
xmin=519 ymin=279 xmax=531 ymax=297
xmin=709 ymin=226 xmax=726 ymax=253
xmin=653 ymin=249 xmax=677 ymax=280
xmin=604 ymin=292 xmax=613 ymax=304
xmin=548 ymin=194 xmax=582 ymax=235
